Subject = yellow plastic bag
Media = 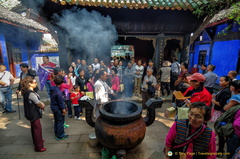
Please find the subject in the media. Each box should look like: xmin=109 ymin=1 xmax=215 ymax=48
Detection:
xmin=86 ymin=92 xmax=94 ymax=99
xmin=119 ymin=84 xmax=124 ymax=92
xmin=178 ymin=107 xmax=189 ymax=120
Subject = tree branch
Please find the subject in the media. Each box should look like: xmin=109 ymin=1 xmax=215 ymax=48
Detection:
xmin=189 ymin=15 xmax=214 ymax=46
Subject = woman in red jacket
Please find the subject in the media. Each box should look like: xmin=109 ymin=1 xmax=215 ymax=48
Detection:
xmin=183 ymin=73 xmax=212 ymax=106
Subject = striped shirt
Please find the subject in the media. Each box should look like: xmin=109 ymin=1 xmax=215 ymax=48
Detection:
xmin=41 ymin=62 xmax=56 ymax=80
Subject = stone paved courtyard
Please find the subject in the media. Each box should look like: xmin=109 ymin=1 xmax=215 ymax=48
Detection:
xmin=0 ymin=81 xmax=225 ymax=159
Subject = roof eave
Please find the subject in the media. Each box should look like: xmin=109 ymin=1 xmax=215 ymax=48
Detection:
xmin=0 ymin=18 xmax=49 ymax=33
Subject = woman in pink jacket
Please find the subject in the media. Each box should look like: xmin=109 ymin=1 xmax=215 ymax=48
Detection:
xmin=165 ymin=102 xmax=216 ymax=159
xmin=110 ymin=68 xmax=120 ymax=100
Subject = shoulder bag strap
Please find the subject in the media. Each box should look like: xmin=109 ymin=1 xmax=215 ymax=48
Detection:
xmin=172 ymin=124 xmax=207 ymax=149
xmin=0 ymin=72 xmax=6 ymax=80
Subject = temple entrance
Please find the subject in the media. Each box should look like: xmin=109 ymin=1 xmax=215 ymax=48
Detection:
xmin=118 ymin=37 xmax=155 ymax=63
xmin=164 ymin=39 xmax=182 ymax=62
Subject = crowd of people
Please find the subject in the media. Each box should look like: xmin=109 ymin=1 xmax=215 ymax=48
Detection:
xmin=165 ymin=60 xmax=240 ymax=159
xmin=39 ymin=56 xmax=160 ymax=110
xmin=40 ymin=56 xmax=240 ymax=158
xmin=0 ymin=55 xmax=240 ymax=158
xmin=7 ymin=55 xmax=160 ymax=152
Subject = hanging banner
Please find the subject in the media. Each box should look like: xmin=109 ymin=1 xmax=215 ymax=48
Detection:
xmin=38 ymin=64 xmax=50 ymax=91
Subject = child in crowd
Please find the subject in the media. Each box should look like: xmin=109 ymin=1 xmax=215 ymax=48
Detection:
xmin=62 ymin=70 xmax=73 ymax=118
xmin=51 ymin=68 xmax=71 ymax=127
xmin=50 ymin=75 xmax=68 ymax=140
xmin=70 ymin=85 xmax=83 ymax=120
xmin=86 ymin=78 xmax=93 ymax=92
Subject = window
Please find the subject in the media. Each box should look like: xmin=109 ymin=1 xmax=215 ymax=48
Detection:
xmin=198 ymin=50 xmax=207 ymax=66
xmin=12 ymin=48 xmax=22 ymax=64
xmin=189 ymin=44 xmax=195 ymax=52
xmin=237 ymin=50 xmax=240 ymax=74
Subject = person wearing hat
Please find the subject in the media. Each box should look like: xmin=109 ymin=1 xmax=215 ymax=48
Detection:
xmin=0 ymin=63 xmax=16 ymax=113
xmin=183 ymin=73 xmax=212 ymax=106
xmin=160 ymin=61 xmax=171 ymax=97
xmin=16 ymin=63 xmax=38 ymax=95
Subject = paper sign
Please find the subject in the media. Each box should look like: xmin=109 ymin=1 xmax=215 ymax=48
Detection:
xmin=173 ymin=91 xmax=188 ymax=100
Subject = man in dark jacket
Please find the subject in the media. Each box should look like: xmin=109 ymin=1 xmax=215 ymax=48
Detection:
xmin=143 ymin=60 xmax=157 ymax=79
xmin=141 ymin=68 xmax=157 ymax=108
xmin=50 ymin=75 xmax=68 ymax=140
xmin=16 ymin=63 xmax=38 ymax=94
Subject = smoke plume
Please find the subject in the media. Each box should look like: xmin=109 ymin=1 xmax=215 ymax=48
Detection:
xmin=52 ymin=7 xmax=118 ymax=63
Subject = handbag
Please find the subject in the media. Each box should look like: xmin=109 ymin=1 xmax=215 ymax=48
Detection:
xmin=221 ymin=123 xmax=234 ymax=137
xmin=214 ymin=105 xmax=240 ymax=137
xmin=177 ymin=104 xmax=189 ymax=120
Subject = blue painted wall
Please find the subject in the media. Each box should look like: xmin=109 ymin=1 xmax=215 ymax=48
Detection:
xmin=215 ymin=23 xmax=228 ymax=35
xmin=215 ymin=22 xmax=240 ymax=35
xmin=0 ymin=33 xmax=10 ymax=70
xmin=0 ymin=23 xmax=43 ymax=77
xmin=190 ymin=40 xmax=240 ymax=81
xmin=190 ymin=21 xmax=240 ymax=81
xmin=211 ymin=40 xmax=240 ymax=80
xmin=191 ymin=42 xmax=211 ymax=70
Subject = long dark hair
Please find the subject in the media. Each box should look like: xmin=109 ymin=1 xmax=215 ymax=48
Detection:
xmin=231 ymin=80 xmax=240 ymax=93
xmin=68 ymin=65 xmax=76 ymax=77
xmin=221 ymin=76 xmax=232 ymax=86
xmin=21 ymin=76 xmax=34 ymax=95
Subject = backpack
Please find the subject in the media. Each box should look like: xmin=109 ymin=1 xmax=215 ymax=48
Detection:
xmin=214 ymin=105 xmax=240 ymax=137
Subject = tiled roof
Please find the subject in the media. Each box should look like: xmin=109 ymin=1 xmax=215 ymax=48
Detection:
xmin=51 ymin=0 xmax=212 ymax=10
xmin=0 ymin=5 xmax=49 ymax=32
xmin=0 ymin=0 xmax=21 ymax=10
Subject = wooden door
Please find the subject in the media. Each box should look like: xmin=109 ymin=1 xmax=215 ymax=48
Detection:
xmin=0 ymin=43 xmax=3 ymax=63
xmin=6 ymin=43 xmax=16 ymax=77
